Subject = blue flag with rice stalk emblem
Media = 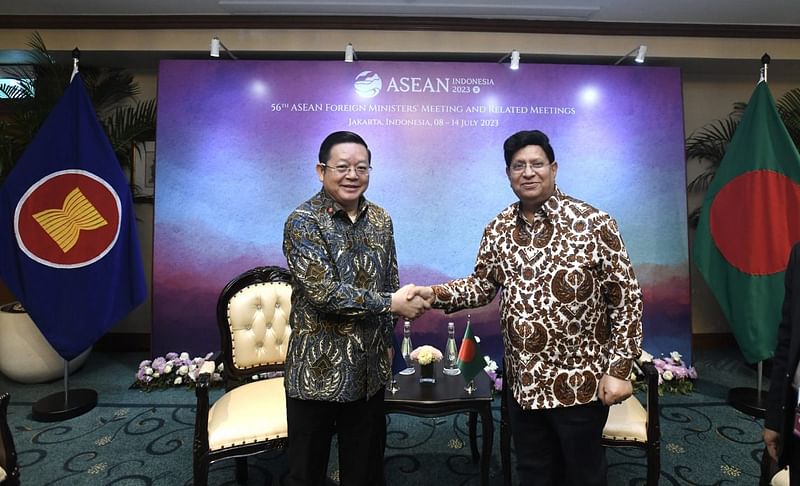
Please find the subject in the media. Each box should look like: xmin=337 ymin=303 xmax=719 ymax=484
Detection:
xmin=0 ymin=74 xmax=146 ymax=360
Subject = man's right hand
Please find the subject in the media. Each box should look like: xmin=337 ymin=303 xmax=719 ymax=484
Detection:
xmin=764 ymin=427 xmax=781 ymax=462
xmin=390 ymin=284 xmax=430 ymax=319
xmin=406 ymin=285 xmax=435 ymax=306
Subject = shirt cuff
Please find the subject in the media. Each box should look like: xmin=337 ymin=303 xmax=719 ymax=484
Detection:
xmin=379 ymin=292 xmax=393 ymax=314
xmin=607 ymin=357 xmax=634 ymax=381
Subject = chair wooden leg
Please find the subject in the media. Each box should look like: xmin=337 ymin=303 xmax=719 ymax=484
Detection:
xmin=193 ymin=458 xmax=209 ymax=486
xmin=647 ymin=442 xmax=660 ymax=486
xmin=235 ymin=456 xmax=248 ymax=484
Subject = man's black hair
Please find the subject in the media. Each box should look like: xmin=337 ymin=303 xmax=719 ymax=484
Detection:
xmin=318 ymin=131 xmax=372 ymax=165
xmin=503 ymin=130 xmax=555 ymax=167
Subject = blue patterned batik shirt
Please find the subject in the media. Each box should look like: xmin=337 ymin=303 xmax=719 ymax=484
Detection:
xmin=283 ymin=189 xmax=399 ymax=402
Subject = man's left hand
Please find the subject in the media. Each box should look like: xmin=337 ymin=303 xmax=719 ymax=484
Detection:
xmin=597 ymin=374 xmax=633 ymax=406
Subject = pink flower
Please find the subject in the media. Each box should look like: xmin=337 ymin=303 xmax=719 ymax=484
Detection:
xmin=493 ymin=377 xmax=503 ymax=392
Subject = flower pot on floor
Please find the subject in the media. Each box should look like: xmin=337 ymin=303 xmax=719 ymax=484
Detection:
xmin=0 ymin=302 xmax=91 ymax=383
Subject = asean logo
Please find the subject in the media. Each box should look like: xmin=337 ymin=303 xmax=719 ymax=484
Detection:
xmin=15 ymin=170 xmax=122 ymax=268
xmin=354 ymin=71 xmax=382 ymax=98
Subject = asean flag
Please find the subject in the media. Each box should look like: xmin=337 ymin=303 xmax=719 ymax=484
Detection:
xmin=0 ymin=74 xmax=146 ymax=360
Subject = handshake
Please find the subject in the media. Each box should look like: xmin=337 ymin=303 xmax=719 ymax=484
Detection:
xmin=390 ymin=284 xmax=434 ymax=320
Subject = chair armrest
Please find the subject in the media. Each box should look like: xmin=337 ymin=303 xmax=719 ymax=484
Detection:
xmin=198 ymin=361 xmax=216 ymax=385
xmin=0 ymin=392 xmax=19 ymax=483
xmin=194 ymin=360 xmax=215 ymax=454
xmin=639 ymin=361 xmax=660 ymax=441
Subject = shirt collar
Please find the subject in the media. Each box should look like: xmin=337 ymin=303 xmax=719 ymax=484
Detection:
xmin=514 ymin=186 xmax=563 ymax=225
xmin=316 ymin=189 xmax=369 ymax=220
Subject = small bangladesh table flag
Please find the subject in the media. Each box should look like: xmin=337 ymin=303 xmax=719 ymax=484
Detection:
xmin=457 ymin=319 xmax=485 ymax=383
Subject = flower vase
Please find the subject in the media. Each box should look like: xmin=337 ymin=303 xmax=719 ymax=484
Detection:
xmin=419 ymin=362 xmax=436 ymax=384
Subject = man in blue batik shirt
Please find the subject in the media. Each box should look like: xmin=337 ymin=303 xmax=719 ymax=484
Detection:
xmin=282 ymin=131 xmax=428 ymax=486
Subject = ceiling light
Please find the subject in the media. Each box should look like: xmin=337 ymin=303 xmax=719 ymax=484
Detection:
xmin=614 ymin=45 xmax=647 ymax=65
xmin=345 ymin=43 xmax=357 ymax=63
xmin=635 ymin=45 xmax=648 ymax=64
xmin=510 ymin=50 xmax=520 ymax=70
xmin=210 ymin=36 xmax=238 ymax=60
xmin=498 ymin=50 xmax=520 ymax=70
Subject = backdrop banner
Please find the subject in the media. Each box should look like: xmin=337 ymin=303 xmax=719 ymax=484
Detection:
xmin=154 ymin=60 xmax=690 ymax=364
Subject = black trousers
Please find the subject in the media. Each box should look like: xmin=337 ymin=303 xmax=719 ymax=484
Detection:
xmin=285 ymin=389 xmax=386 ymax=486
xmin=507 ymin=395 xmax=610 ymax=486
xmin=785 ymin=433 xmax=800 ymax=486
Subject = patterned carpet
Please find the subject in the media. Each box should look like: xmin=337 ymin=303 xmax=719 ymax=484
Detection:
xmin=0 ymin=347 xmax=772 ymax=485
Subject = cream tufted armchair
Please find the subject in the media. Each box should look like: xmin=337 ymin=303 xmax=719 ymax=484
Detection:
xmin=0 ymin=393 xmax=20 ymax=486
xmin=193 ymin=266 xmax=293 ymax=486
xmin=500 ymin=359 xmax=660 ymax=486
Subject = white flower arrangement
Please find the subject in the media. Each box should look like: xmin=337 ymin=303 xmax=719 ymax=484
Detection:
xmin=410 ymin=345 xmax=443 ymax=366
xmin=133 ymin=351 xmax=224 ymax=391
xmin=483 ymin=356 xmax=503 ymax=393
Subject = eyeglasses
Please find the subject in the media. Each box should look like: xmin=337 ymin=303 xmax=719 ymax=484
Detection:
xmin=509 ymin=161 xmax=551 ymax=174
xmin=320 ymin=163 xmax=372 ymax=177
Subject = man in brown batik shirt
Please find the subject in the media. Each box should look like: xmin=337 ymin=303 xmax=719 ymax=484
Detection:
xmin=413 ymin=130 xmax=642 ymax=486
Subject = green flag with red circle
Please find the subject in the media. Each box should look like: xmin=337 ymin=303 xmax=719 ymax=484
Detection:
xmin=693 ymin=81 xmax=800 ymax=363
xmin=457 ymin=320 xmax=485 ymax=382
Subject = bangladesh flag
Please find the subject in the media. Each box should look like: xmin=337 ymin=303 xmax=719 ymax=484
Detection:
xmin=693 ymin=81 xmax=800 ymax=363
xmin=457 ymin=320 xmax=485 ymax=382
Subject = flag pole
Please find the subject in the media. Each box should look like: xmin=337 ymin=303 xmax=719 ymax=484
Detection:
xmin=32 ymin=357 xmax=98 ymax=422
xmin=726 ymin=53 xmax=772 ymax=419
xmin=29 ymin=46 xmax=98 ymax=422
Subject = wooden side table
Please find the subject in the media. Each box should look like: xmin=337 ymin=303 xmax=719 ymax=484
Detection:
xmin=385 ymin=362 xmax=494 ymax=486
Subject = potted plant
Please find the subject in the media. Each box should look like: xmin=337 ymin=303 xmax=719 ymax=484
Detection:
xmin=685 ymin=86 xmax=800 ymax=226
xmin=0 ymin=31 xmax=157 ymax=195
xmin=0 ymin=302 xmax=91 ymax=383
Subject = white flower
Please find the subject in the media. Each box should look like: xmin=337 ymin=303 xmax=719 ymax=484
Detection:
xmin=179 ymin=352 xmax=190 ymax=361
xmin=662 ymin=370 xmax=674 ymax=381
xmin=670 ymin=351 xmax=683 ymax=363
xmin=144 ymin=367 xmax=154 ymax=375
xmin=152 ymin=372 xmax=160 ymax=378
xmin=178 ymin=365 xmax=189 ymax=375
xmin=483 ymin=356 xmax=498 ymax=372
xmin=174 ymin=377 xmax=183 ymax=385
xmin=410 ymin=345 xmax=443 ymax=365
xmin=163 ymin=364 xmax=173 ymax=374
xmin=418 ymin=349 xmax=434 ymax=365
xmin=638 ymin=350 xmax=653 ymax=363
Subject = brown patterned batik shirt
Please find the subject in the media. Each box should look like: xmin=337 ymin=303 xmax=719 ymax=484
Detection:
xmin=432 ymin=188 xmax=643 ymax=410
xmin=283 ymin=189 xmax=399 ymax=402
